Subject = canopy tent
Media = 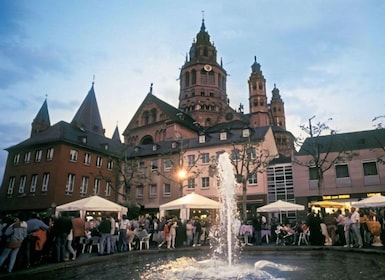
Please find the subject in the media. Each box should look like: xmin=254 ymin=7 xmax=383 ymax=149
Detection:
xmin=159 ymin=192 xmax=220 ymax=221
xmin=352 ymin=195 xmax=385 ymax=208
xmin=55 ymin=195 xmax=128 ymax=219
xmin=309 ymin=200 xmax=347 ymax=209
xmin=257 ymin=200 xmax=305 ymax=223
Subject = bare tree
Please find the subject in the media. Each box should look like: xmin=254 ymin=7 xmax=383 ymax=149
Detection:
xmin=229 ymin=139 xmax=275 ymax=222
xmin=293 ymin=117 xmax=357 ymax=193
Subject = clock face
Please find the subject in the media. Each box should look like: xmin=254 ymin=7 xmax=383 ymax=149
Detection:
xmin=204 ymin=64 xmax=212 ymax=72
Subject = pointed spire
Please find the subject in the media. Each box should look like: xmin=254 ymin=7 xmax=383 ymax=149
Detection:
xmin=71 ymin=82 xmax=104 ymax=135
xmin=112 ymin=123 xmax=121 ymax=142
xmin=31 ymin=97 xmax=51 ymax=137
xmin=200 ymin=10 xmax=206 ymax=32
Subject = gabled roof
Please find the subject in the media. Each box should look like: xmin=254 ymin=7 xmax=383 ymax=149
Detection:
xmin=7 ymin=121 xmax=124 ymax=157
xmin=71 ymin=83 xmax=104 ymax=136
xmin=112 ymin=125 xmax=121 ymax=142
xmin=298 ymin=129 xmax=385 ymax=155
xmin=123 ymin=92 xmax=200 ymax=135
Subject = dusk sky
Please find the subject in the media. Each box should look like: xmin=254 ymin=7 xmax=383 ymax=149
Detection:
xmin=1 ymin=0 xmax=384 ymax=183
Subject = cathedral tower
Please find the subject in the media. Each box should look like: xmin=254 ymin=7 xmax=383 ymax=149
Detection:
xmin=178 ymin=19 xmax=234 ymax=127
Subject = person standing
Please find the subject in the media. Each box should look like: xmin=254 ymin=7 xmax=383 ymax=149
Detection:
xmin=343 ymin=209 xmax=353 ymax=247
xmin=168 ymin=218 xmax=177 ymax=249
xmin=252 ymin=213 xmax=263 ymax=245
xmin=157 ymin=217 xmax=166 ymax=248
xmin=0 ymin=215 xmax=28 ymax=273
xmin=71 ymin=213 xmax=85 ymax=256
xmin=118 ymin=214 xmax=130 ymax=252
xmin=335 ymin=210 xmax=346 ymax=245
xmin=193 ymin=217 xmax=202 ymax=247
xmin=98 ymin=216 xmax=111 ymax=255
xmin=52 ymin=214 xmax=72 ymax=262
xmin=350 ymin=207 xmax=363 ymax=248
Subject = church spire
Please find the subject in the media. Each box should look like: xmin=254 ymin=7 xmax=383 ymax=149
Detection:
xmin=31 ymin=97 xmax=51 ymax=137
xmin=112 ymin=123 xmax=121 ymax=142
xmin=71 ymin=82 xmax=105 ymax=135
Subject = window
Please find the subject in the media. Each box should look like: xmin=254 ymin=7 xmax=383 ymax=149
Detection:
xmin=248 ymin=173 xmax=258 ymax=185
xmin=149 ymin=184 xmax=157 ymax=198
xmin=105 ymin=182 xmax=111 ymax=197
xmin=247 ymin=148 xmax=256 ymax=160
xmin=66 ymin=174 xmax=75 ymax=195
xmin=107 ymin=160 xmax=113 ymax=170
xmin=42 ymin=173 xmax=50 ymax=192
xmin=70 ymin=149 xmax=78 ymax=162
xmin=164 ymin=159 xmax=172 ymax=171
xmin=7 ymin=177 xmax=15 ymax=195
xmin=199 ymin=135 xmax=206 ymax=143
xmin=309 ymin=167 xmax=319 ymax=180
xmin=80 ymin=176 xmax=89 ymax=196
xmin=96 ymin=156 xmax=103 ymax=168
xmin=46 ymin=148 xmax=54 ymax=160
xmin=24 ymin=152 xmax=31 ymax=163
xmin=93 ymin=178 xmax=101 ymax=195
xmin=363 ymin=161 xmax=378 ymax=176
xmin=201 ymin=153 xmax=209 ymax=164
xmin=84 ymin=153 xmax=91 ymax=165
xmin=151 ymin=159 xmax=158 ymax=171
xmin=335 ymin=164 xmax=349 ymax=178
xmin=13 ymin=153 xmax=20 ymax=165
xmin=19 ymin=175 xmax=26 ymax=194
xmin=242 ymin=128 xmax=250 ymax=138
xmin=220 ymin=132 xmax=227 ymax=140
xmin=35 ymin=149 xmax=42 ymax=162
xmin=30 ymin=174 xmax=38 ymax=193
xmin=187 ymin=155 xmax=195 ymax=166
xmin=231 ymin=149 xmax=241 ymax=162
xmin=201 ymin=177 xmax=210 ymax=188
xmin=163 ymin=183 xmax=171 ymax=196
xmin=136 ymin=185 xmax=144 ymax=198
xmin=187 ymin=178 xmax=195 ymax=189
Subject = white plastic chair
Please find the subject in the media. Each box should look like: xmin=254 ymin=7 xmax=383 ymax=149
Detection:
xmin=298 ymin=228 xmax=309 ymax=245
xmin=89 ymin=236 xmax=100 ymax=253
xmin=139 ymin=233 xmax=152 ymax=250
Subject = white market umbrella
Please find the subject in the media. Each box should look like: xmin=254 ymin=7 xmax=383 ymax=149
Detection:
xmin=257 ymin=200 xmax=305 ymax=223
xmin=352 ymin=195 xmax=385 ymax=208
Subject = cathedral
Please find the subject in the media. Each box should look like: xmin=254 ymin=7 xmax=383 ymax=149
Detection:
xmin=0 ymin=19 xmax=295 ymax=218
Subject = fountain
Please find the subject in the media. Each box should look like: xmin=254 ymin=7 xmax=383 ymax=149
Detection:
xmin=16 ymin=153 xmax=385 ymax=280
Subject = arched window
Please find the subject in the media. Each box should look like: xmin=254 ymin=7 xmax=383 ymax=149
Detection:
xmin=191 ymin=70 xmax=196 ymax=84
xmin=150 ymin=108 xmax=157 ymax=123
xmin=142 ymin=111 xmax=149 ymax=125
xmin=184 ymin=72 xmax=190 ymax=87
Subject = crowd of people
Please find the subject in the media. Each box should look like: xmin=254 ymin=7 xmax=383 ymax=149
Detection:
xmin=0 ymin=212 xmax=213 ymax=274
xmin=245 ymin=207 xmax=385 ymax=248
xmin=1 ymin=207 xmax=384 ymax=274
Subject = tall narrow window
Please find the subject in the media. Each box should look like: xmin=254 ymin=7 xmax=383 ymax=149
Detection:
xmin=30 ymin=174 xmax=38 ymax=193
xmin=187 ymin=178 xmax=195 ymax=189
xmin=35 ymin=149 xmax=42 ymax=162
xmin=24 ymin=152 xmax=31 ymax=163
xmin=66 ymin=174 xmax=75 ymax=195
xmin=105 ymin=182 xmax=111 ymax=197
xmin=149 ymin=184 xmax=157 ymax=198
xmin=46 ymin=148 xmax=54 ymax=160
xmin=70 ymin=149 xmax=78 ymax=162
xmin=163 ymin=183 xmax=171 ymax=196
xmin=84 ymin=153 xmax=91 ymax=165
xmin=93 ymin=178 xmax=101 ymax=195
xmin=107 ymin=160 xmax=113 ymax=170
xmin=187 ymin=155 xmax=195 ymax=166
xmin=151 ymin=159 xmax=158 ymax=171
xmin=96 ymin=156 xmax=103 ymax=168
xmin=7 ymin=177 xmax=15 ymax=195
xmin=80 ymin=176 xmax=89 ymax=196
xmin=13 ymin=153 xmax=20 ymax=165
xmin=136 ymin=184 xmax=144 ymax=198
xmin=201 ymin=153 xmax=210 ymax=164
xmin=42 ymin=173 xmax=50 ymax=192
xmin=19 ymin=175 xmax=26 ymax=194
xmin=164 ymin=159 xmax=172 ymax=171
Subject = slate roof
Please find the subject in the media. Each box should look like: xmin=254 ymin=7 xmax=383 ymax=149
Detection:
xmin=6 ymin=121 xmax=125 ymax=157
xmin=297 ymin=129 xmax=385 ymax=155
xmin=124 ymin=126 xmax=271 ymax=158
xmin=71 ymin=83 xmax=105 ymax=136
xmin=32 ymin=98 xmax=51 ymax=128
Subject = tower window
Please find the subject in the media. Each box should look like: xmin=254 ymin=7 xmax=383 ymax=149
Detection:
xmin=201 ymin=91 xmax=205 ymax=96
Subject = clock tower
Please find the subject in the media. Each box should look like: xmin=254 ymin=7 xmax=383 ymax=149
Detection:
xmin=178 ymin=19 xmax=237 ymax=127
